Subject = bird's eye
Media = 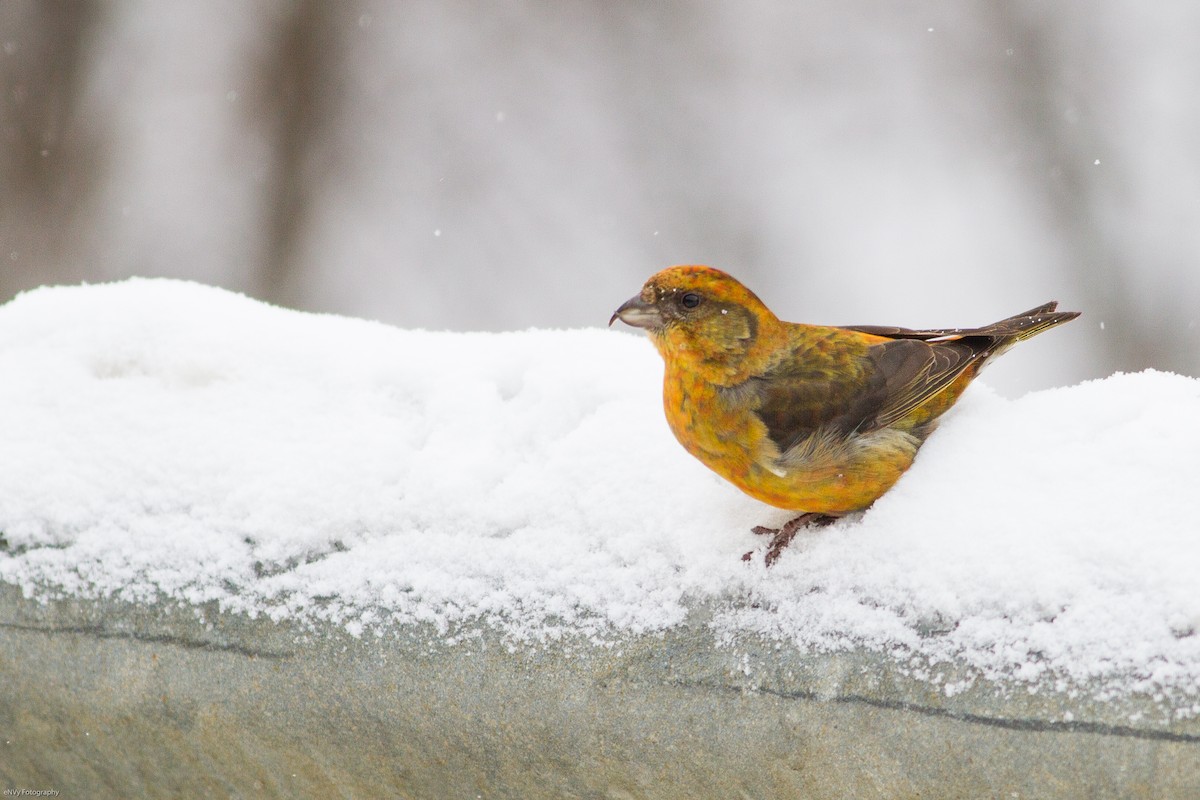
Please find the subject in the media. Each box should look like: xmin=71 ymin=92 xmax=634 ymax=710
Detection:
xmin=680 ymin=292 xmax=702 ymax=309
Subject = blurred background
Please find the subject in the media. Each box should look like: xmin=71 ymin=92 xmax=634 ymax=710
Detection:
xmin=2 ymin=0 xmax=1198 ymax=394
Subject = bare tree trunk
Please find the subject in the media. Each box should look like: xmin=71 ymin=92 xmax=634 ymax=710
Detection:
xmin=245 ymin=0 xmax=340 ymax=310
xmin=0 ymin=0 xmax=103 ymax=300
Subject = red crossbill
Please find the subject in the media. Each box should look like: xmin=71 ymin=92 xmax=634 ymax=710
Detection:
xmin=611 ymin=265 xmax=1079 ymax=565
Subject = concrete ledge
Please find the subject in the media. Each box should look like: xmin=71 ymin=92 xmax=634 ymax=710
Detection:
xmin=2 ymin=584 xmax=1197 ymax=799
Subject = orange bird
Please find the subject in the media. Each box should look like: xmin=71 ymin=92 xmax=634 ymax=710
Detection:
xmin=610 ymin=265 xmax=1079 ymax=565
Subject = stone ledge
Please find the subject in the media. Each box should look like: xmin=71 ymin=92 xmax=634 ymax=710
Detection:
xmin=2 ymin=584 xmax=1197 ymax=799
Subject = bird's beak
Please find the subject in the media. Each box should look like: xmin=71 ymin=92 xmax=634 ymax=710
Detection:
xmin=609 ymin=295 xmax=664 ymax=330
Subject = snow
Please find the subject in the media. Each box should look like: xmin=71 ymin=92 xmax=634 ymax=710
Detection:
xmin=2 ymin=279 xmax=1199 ymax=700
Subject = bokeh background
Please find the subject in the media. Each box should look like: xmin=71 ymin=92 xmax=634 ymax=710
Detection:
xmin=3 ymin=1 xmax=1198 ymax=394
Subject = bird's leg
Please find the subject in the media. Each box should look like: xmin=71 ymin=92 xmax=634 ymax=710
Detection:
xmin=743 ymin=513 xmax=838 ymax=566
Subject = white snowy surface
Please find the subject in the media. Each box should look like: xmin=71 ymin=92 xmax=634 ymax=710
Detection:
xmin=2 ymin=279 xmax=1199 ymax=698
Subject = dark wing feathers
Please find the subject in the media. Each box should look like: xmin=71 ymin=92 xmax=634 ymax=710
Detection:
xmin=748 ymin=335 xmax=984 ymax=454
xmin=747 ymin=303 xmax=1078 ymax=457
xmin=748 ymin=303 xmax=1080 ymax=460
xmin=865 ymin=338 xmax=983 ymax=429
xmin=750 ymin=367 xmax=884 ymax=452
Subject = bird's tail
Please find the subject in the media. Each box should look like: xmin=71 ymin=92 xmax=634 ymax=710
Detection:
xmin=860 ymin=301 xmax=1080 ymax=358
xmin=978 ymin=301 xmax=1080 ymax=346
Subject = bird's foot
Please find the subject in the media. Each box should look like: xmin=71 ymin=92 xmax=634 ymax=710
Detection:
xmin=742 ymin=513 xmax=838 ymax=566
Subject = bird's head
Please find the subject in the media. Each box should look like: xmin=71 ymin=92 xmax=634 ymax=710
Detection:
xmin=610 ymin=265 xmax=776 ymax=379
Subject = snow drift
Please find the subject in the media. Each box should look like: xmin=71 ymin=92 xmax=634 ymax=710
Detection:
xmin=1 ymin=279 xmax=1198 ymax=701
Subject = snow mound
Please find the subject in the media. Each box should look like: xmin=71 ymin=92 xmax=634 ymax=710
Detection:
xmin=2 ymin=279 xmax=1198 ymax=696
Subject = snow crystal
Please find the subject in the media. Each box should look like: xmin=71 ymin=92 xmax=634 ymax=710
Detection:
xmin=1 ymin=279 xmax=1198 ymax=698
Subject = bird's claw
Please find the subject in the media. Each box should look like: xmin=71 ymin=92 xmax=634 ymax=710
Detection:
xmin=744 ymin=513 xmax=838 ymax=566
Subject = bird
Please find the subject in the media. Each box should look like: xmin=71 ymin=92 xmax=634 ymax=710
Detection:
xmin=609 ymin=265 xmax=1080 ymax=565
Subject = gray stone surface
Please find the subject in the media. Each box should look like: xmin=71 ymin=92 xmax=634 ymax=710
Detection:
xmin=2 ymin=582 xmax=1197 ymax=799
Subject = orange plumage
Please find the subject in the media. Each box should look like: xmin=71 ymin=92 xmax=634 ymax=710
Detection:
xmin=611 ymin=265 xmax=1079 ymax=563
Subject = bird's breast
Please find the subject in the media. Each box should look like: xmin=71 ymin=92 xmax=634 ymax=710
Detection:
xmin=661 ymin=367 xmax=785 ymax=496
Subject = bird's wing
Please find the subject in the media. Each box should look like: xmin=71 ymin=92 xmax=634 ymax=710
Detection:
xmin=752 ymin=303 xmax=1075 ymax=455
xmin=863 ymin=337 xmax=984 ymax=429
xmin=745 ymin=359 xmax=881 ymax=454
xmin=848 ymin=303 xmax=1080 ymax=427
xmin=746 ymin=333 xmax=986 ymax=455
